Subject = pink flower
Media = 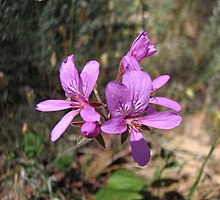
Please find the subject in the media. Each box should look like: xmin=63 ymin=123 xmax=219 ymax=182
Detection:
xmin=127 ymin=30 xmax=157 ymax=62
xmin=120 ymin=56 xmax=181 ymax=112
xmin=36 ymin=55 xmax=100 ymax=141
xmin=101 ymin=71 xmax=182 ymax=166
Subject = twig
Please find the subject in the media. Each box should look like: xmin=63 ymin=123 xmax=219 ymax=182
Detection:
xmin=115 ymin=62 xmax=123 ymax=82
xmin=188 ymin=129 xmax=220 ymax=200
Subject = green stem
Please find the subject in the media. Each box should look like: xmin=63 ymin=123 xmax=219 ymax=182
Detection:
xmin=188 ymin=129 xmax=220 ymax=200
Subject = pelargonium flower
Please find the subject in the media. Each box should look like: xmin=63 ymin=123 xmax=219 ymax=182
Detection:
xmin=127 ymin=30 xmax=157 ymax=62
xmin=101 ymin=70 xmax=182 ymax=166
xmin=120 ymin=56 xmax=181 ymax=112
xmin=36 ymin=55 xmax=100 ymax=141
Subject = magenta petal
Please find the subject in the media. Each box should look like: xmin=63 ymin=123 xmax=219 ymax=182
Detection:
xmin=149 ymin=97 xmax=181 ymax=112
xmin=132 ymin=31 xmax=148 ymax=46
xmin=81 ymin=122 xmax=100 ymax=138
xmin=146 ymin=105 xmax=156 ymax=115
xmin=60 ymin=55 xmax=80 ymax=98
xmin=122 ymin=71 xmax=152 ymax=117
xmin=121 ymin=55 xmax=141 ymax=72
xmin=80 ymin=60 xmax=100 ymax=97
xmin=80 ymin=103 xmax=100 ymax=122
xmin=130 ymin=129 xmax=151 ymax=166
xmin=152 ymin=75 xmax=170 ymax=91
xmin=51 ymin=110 xmax=79 ymax=142
xmin=36 ymin=100 xmax=73 ymax=112
xmin=105 ymin=81 xmax=131 ymax=117
xmin=101 ymin=117 xmax=127 ymax=134
xmin=147 ymin=43 xmax=157 ymax=57
xmin=139 ymin=111 xmax=182 ymax=130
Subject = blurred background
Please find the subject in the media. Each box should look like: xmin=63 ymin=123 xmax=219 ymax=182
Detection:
xmin=0 ymin=0 xmax=220 ymax=199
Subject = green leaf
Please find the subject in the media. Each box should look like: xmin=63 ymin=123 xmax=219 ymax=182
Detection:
xmin=121 ymin=131 xmax=129 ymax=144
xmin=95 ymin=134 xmax=106 ymax=149
xmin=95 ymin=170 xmax=145 ymax=200
xmin=165 ymin=160 xmax=179 ymax=168
xmin=95 ymin=188 xmax=142 ymax=200
xmin=77 ymin=134 xmax=91 ymax=145
xmin=55 ymin=155 xmax=74 ymax=172
xmin=24 ymin=132 xmax=44 ymax=158
xmin=160 ymin=148 xmax=174 ymax=160
xmin=6 ymin=151 xmax=15 ymax=160
xmin=154 ymin=166 xmax=162 ymax=179
xmin=20 ymin=160 xmax=35 ymax=169
xmin=107 ymin=170 xmax=145 ymax=192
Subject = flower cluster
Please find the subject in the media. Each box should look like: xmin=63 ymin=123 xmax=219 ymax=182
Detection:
xmin=36 ymin=30 xmax=182 ymax=166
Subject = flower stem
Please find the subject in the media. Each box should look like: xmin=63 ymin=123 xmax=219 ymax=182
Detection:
xmin=188 ymin=129 xmax=220 ymax=200
xmin=115 ymin=62 xmax=123 ymax=82
xmin=93 ymin=85 xmax=107 ymax=120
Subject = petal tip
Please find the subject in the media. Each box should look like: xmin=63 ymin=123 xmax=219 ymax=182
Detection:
xmin=176 ymin=105 xmax=182 ymax=112
xmin=63 ymin=54 xmax=74 ymax=64
xmin=51 ymin=134 xmax=58 ymax=142
xmin=137 ymin=158 xmax=150 ymax=167
xmin=165 ymin=74 xmax=171 ymax=80
xmin=130 ymin=130 xmax=151 ymax=166
xmin=176 ymin=114 xmax=182 ymax=124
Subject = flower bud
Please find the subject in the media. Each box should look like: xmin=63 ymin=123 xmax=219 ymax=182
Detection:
xmin=127 ymin=31 xmax=157 ymax=62
xmin=81 ymin=122 xmax=100 ymax=138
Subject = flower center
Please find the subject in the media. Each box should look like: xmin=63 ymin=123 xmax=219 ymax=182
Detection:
xmin=126 ymin=118 xmax=141 ymax=131
xmin=66 ymin=97 xmax=85 ymax=109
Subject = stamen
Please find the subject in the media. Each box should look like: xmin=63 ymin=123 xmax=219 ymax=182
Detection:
xmin=126 ymin=118 xmax=141 ymax=132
